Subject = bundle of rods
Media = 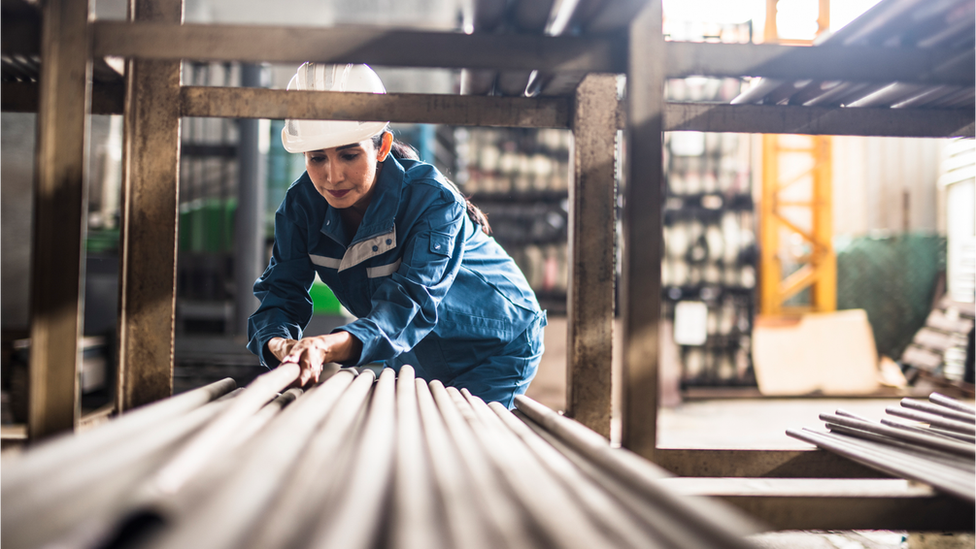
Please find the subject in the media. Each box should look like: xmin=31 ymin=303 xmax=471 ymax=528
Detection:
xmin=3 ymin=365 xmax=761 ymax=549
xmin=787 ymin=392 xmax=976 ymax=503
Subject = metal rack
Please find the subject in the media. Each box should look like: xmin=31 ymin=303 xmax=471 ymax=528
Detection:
xmin=4 ymin=0 xmax=974 ymax=532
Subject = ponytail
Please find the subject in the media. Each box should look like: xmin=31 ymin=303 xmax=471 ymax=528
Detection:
xmin=374 ymin=132 xmax=492 ymax=235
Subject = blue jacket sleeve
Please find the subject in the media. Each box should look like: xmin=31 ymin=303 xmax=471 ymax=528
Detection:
xmin=338 ymin=193 xmax=465 ymax=366
xmin=247 ymin=206 xmax=315 ymax=368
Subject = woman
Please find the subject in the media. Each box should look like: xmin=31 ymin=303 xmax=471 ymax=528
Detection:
xmin=247 ymin=63 xmax=546 ymax=408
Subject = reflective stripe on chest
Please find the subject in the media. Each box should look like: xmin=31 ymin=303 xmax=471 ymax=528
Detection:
xmin=310 ymin=227 xmax=398 ymax=277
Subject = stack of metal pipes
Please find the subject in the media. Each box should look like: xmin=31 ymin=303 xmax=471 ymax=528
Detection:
xmin=3 ymin=365 xmax=761 ymax=549
xmin=731 ymin=0 xmax=975 ymax=109
xmin=788 ymin=392 xmax=976 ymax=503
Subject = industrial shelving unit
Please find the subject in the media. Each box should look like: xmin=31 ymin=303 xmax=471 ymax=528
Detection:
xmin=3 ymin=0 xmax=974 ymax=533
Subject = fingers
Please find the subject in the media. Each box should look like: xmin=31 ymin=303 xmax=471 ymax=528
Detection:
xmin=284 ymin=339 xmax=326 ymax=387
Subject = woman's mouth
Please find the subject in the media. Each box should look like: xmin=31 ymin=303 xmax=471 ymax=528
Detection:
xmin=328 ymin=189 xmax=351 ymax=198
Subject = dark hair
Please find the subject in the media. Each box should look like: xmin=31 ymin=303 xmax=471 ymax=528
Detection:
xmin=373 ymin=132 xmax=491 ymax=235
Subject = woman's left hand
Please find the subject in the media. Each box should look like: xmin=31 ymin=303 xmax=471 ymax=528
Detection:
xmin=281 ymin=331 xmax=363 ymax=386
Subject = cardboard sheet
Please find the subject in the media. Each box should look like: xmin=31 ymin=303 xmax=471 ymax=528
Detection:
xmin=753 ymin=309 xmax=880 ymax=396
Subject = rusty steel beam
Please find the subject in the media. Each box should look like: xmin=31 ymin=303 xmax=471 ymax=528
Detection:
xmin=28 ymin=0 xmax=93 ymax=440
xmin=181 ymin=86 xmax=571 ymax=128
xmin=116 ymin=0 xmax=184 ymax=412
xmin=566 ymin=73 xmax=616 ymax=438
xmin=92 ymin=21 xmax=625 ymax=73
xmin=652 ymin=448 xmax=890 ymax=479
xmin=621 ymin=0 xmax=664 ymax=460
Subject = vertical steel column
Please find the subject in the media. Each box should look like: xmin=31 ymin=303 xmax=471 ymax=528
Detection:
xmin=28 ymin=0 xmax=93 ymax=439
xmin=567 ymin=74 xmax=617 ymax=438
xmin=622 ymin=0 xmax=665 ymax=459
xmin=234 ymin=64 xmax=267 ymax=336
xmin=117 ymin=0 xmax=184 ymax=411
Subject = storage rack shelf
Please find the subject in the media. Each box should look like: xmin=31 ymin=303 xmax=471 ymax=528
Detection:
xmin=3 ymin=0 xmax=974 ymax=534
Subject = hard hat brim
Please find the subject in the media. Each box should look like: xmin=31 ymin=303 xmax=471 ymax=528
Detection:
xmin=281 ymin=121 xmax=389 ymax=153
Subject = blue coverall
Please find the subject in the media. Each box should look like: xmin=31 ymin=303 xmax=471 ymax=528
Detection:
xmin=247 ymin=155 xmax=546 ymax=408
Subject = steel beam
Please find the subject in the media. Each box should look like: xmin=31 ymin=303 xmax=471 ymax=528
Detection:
xmin=663 ymin=102 xmax=975 ymax=138
xmin=92 ymin=21 xmax=625 ymax=73
xmin=116 ymin=0 xmax=183 ymax=412
xmin=621 ymin=0 xmax=664 ymax=460
xmin=566 ymin=74 xmax=616 ymax=438
xmin=653 ymin=448 xmax=892 ymax=478
xmin=666 ymin=42 xmax=975 ymax=85
xmin=28 ymin=0 xmax=92 ymax=439
xmin=180 ymin=86 xmax=571 ymax=128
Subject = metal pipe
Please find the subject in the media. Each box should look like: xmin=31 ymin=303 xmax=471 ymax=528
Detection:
xmin=150 ymin=363 xmax=301 ymax=495
xmin=450 ymin=388 xmax=616 ymax=549
xmin=512 ymin=408 xmax=764 ymax=547
xmin=514 ymin=394 xmax=762 ymax=548
xmin=818 ymin=413 xmax=975 ymax=457
xmin=482 ymin=397 xmax=673 ymax=549
xmin=1 ymin=397 xmax=234 ymax=549
xmin=884 ymin=406 xmax=976 ymax=435
xmin=414 ymin=378 xmax=501 ymax=549
xmin=1 ymin=377 xmax=236 ymax=493
xmin=390 ymin=366 xmax=445 ymax=549
xmin=900 ymin=398 xmax=976 ymax=423
xmin=147 ymin=369 xmax=360 ymax=549
xmin=825 ymin=424 xmax=975 ymax=472
xmin=930 ymin=392 xmax=976 ymax=415
xmin=230 ymin=387 xmax=303 ymax=447
xmin=241 ymin=368 xmax=374 ymax=549
xmin=428 ymin=381 xmax=539 ymax=549
xmin=306 ymin=368 xmax=398 ymax=549
xmin=788 ymin=428 xmax=974 ymax=502
xmin=880 ymin=417 xmax=976 ymax=444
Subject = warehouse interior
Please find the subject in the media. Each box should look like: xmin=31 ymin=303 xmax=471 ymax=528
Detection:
xmin=2 ymin=0 xmax=975 ymax=547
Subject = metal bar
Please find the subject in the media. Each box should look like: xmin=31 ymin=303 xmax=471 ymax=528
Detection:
xmin=242 ymin=369 xmax=372 ymax=549
xmin=651 ymin=448 xmax=890 ymax=478
xmin=27 ymin=0 xmax=92 ymax=440
xmin=621 ymin=0 xmax=664 ymax=459
xmin=2 ymin=376 xmax=235 ymax=493
xmin=885 ymin=406 xmax=976 ymax=435
xmin=566 ymin=73 xmax=616 ymax=438
xmin=150 ymin=369 xmax=363 ymax=549
xmin=92 ymin=21 xmax=625 ymax=72
xmin=900 ymin=398 xmax=976 ymax=423
xmin=116 ymin=0 xmax=184 ymax=412
xmin=1 ymin=397 xmax=233 ymax=549
xmin=931 ymin=392 xmax=976 ymax=415
xmin=666 ymin=42 xmax=975 ymax=85
xmin=391 ymin=366 xmax=444 ymax=549
xmin=308 ymin=369 xmax=397 ymax=549
xmin=414 ymin=378 xmax=498 ymax=549
xmin=825 ymin=424 xmax=975 ymax=475
xmin=181 ymin=86 xmax=571 ymax=128
xmin=513 ymin=395 xmax=761 ymax=547
xmin=455 ymin=389 xmax=616 ymax=549
xmin=149 ymin=364 xmax=300 ymax=495
xmin=496 ymin=401 xmax=726 ymax=549
xmin=663 ymin=102 xmax=975 ymax=138
xmin=662 ymin=477 xmax=976 ymax=531
xmin=426 ymin=381 xmax=537 ymax=549
xmin=820 ymin=413 xmax=976 ymax=457
xmin=879 ymin=417 xmax=976 ymax=444
xmin=789 ymin=428 xmax=974 ymax=502
xmin=234 ymin=65 xmax=267 ymax=336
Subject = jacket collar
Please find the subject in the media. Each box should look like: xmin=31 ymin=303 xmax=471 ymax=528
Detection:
xmin=320 ymin=155 xmax=404 ymax=246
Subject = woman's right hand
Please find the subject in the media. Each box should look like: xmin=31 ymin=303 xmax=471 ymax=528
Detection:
xmin=267 ymin=332 xmax=362 ymax=387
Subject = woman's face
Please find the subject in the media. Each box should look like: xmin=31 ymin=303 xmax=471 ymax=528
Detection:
xmin=304 ymin=136 xmax=388 ymax=211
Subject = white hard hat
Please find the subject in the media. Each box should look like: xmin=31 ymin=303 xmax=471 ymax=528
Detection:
xmin=281 ymin=63 xmax=389 ymax=153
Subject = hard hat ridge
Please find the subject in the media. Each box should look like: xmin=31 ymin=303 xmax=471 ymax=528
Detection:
xmin=281 ymin=62 xmax=389 ymax=153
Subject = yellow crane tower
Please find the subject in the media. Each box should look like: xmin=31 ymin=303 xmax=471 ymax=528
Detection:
xmin=759 ymin=0 xmax=836 ymax=316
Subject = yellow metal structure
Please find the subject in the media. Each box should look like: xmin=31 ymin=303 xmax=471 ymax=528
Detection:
xmin=759 ymin=0 xmax=836 ymax=315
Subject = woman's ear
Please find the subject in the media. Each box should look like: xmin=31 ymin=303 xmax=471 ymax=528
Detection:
xmin=377 ymin=132 xmax=394 ymax=162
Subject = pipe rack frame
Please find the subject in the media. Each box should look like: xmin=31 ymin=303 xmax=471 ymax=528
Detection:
xmin=5 ymin=0 xmax=975 ymax=533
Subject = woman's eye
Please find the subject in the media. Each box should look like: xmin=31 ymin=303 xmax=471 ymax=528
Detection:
xmin=309 ymin=156 xmax=325 ymax=164
xmin=341 ymin=153 xmax=359 ymax=161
